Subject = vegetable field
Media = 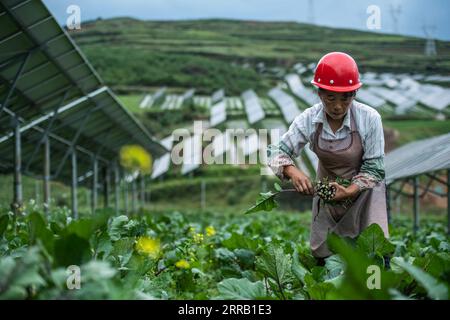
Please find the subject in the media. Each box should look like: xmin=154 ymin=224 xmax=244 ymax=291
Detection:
xmin=0 ymin=205 xmax=448 ymax=300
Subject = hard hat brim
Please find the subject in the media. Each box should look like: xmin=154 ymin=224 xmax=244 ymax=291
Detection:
xmin=311 ymin=81 xmax=362 ymax=92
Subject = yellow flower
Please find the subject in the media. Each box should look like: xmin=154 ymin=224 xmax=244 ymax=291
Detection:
xmin=193 ymin=233 xmax=204 ymax=244
xmin=205 ymin=225 xmax=216 ymax=237
xmin=120 ymin=145 xmax=153 ymax=174
xmin=135 ymin=236 xmax=161 ymax=259
xmin=175 ymin=259 xmax=190 ymax=269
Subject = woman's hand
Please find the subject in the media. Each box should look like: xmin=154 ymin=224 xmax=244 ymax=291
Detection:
xmin=329 ymin=182 xmax=360 ymax=201
xmin=283 ymin=165 xmax=314 ymax=195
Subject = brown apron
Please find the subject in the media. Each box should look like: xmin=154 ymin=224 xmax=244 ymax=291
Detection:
xmin=309 ymin=106 xmax=389 ymax=258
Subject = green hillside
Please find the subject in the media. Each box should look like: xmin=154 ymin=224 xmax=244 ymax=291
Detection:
xmin=69 ymin=18 xmax=450 ymax=95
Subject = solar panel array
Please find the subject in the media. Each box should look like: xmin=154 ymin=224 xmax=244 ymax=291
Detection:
xmin=0 ymin=0 xmax=166 ymax=186
xmin=194 ymin=96 xmax=212 ymax=109
xmin=161 ymin=94 xmax=184 ymax=110
xmin=368 ymin=87 xmax=416 ymax=114
xmin=385 ymin=133 xmax=450 ymax=184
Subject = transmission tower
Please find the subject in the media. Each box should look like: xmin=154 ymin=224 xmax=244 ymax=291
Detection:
xmin=308 ymin=0 xmax=315 ymax=25
xmin=423 ymin=25 xmax=437 ymax=57
xmin=389 ymin=4 xmax=402 ymax=33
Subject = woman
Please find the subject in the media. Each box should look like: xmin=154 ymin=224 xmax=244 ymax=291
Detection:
xmin=267 ymin=52 xmax=389 ymax=260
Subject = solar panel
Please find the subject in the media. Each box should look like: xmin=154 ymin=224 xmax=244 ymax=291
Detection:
xmin=161 ymin=95 xmax=183 ymax=110
xmin=241 ymin=89 xmax=265 ymax=124
xmin=268 ymin=87 xmax=301 ymax=123
xmin=0 ymin=0 xmax=166 ymax=187
xmin=159 ymin=135 xmax=174 ymax=150
xmin=293 ymin=62 xmax=307 ymax=75
xmin=307 ymin=62 xmax=316 ymax=71
xmin=356 ymin=89 xmax=386 ymax=109
xmin=210 ymin=100 xmax=227 ymax=127
xmin=419 ymin=86 xmax=450 ymax=111
xmin=150 ymin=135 xmax=173 ymax=179
xmin=139 ymin=87 xmax=167 ymax=109
xmin=211 ymin=89 xmax=225 ymax=104
xmin=424 ymin=75 xmax=450 ymax=82
xmin=194 ymin=96 xmax=212 ymax=109
xmin=139 ymin=94 xmax=152 ymax=109
xmin=151 ymin=87 xmax=166 ymax=106
xmin=182 ymin=88 xmax=195 ymax=107
xmin=151 ymin=153 xmax=171 ymax=179
xmin=285 ymin=74 xmax=318 ymax=106
xmin=259 ymin=97 xmax=280 ymax=116
xmin=385 ymin=133 xmax=450 ymax=184
xmin=368 ymin=86 xmax=416 ymax=113
xmin=181 ymin=135 xmax=202 ymax=175
xmin=1 ymin=87 xmax=167 ymax=182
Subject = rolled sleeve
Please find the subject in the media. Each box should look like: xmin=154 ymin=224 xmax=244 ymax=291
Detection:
xmin=352 ymin=113 xmax=385 ymax=191
xmin=267 ymin=114 xmax=309 ymax=181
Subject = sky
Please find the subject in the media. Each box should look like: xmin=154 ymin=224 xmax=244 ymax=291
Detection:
xmin=43 ymin=0 xmax=450 ymax=40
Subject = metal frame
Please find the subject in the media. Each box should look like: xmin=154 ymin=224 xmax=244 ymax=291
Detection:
xmin=0 ymin=0 xmax=165 ymax=219
xmin=0 ymin=51 xmax=30 ymax=115
xmin=387 ymin=170 xmax=450 ymax=234
xmin=24 ymin=89 xmax=71 ymax=172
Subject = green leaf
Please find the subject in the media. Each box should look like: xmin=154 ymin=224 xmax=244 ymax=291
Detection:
xmin=108 ymin=215 xmax=130 ymax=241
xmin=0 ymin=213 xmax=9 ymax=237
xmin=54 ymin=234 xmax=91 ymax=267
xmin=234 ymin=249 xmax=255 ymax=269
xmin=222 ymin=232 xmax=259 ymax=251
xmin=0 ymin=247 xmax=46 ymax=299
xmin=326 ymin=232 xmax=398 ymax=299
xmin=28 ymin=211 xmax=54 ymax=254
xmin=217 ymin=278 xmax=266 ymax=300
xmin=256 ymin=245 xmax=292 ymax=288
xmin=356 ymin=223 xmax=395 ymax=258
xmin=306 ymin=281 xmax=336 ymax=300
xmin=292 ymin=248 xmax=309 ymax=285
xmin=324 ymin=255 xmax=345 ymax=280
xmin=274 ymin=183 xmax=282 ymax=192
xmin=394 ymin=258 xmax=448 ymax=300
xmin=243 ymin=191 xmax=278 ymax=215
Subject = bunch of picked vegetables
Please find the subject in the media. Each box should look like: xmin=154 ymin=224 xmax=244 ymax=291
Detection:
xmin=244 ymin=176 xmax=353 ymax=215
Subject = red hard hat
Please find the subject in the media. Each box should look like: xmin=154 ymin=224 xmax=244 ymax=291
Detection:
xmin=311 ymin=52 xmax=362 ymax=92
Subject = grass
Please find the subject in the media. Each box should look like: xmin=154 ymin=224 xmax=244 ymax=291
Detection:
xmin=117 ymin=94 xmax=146 ymax=114
xmin=384 ymin=119 xmax=450 ymax=146
xmin=69 ymin=18 xmax=450 ymax=94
